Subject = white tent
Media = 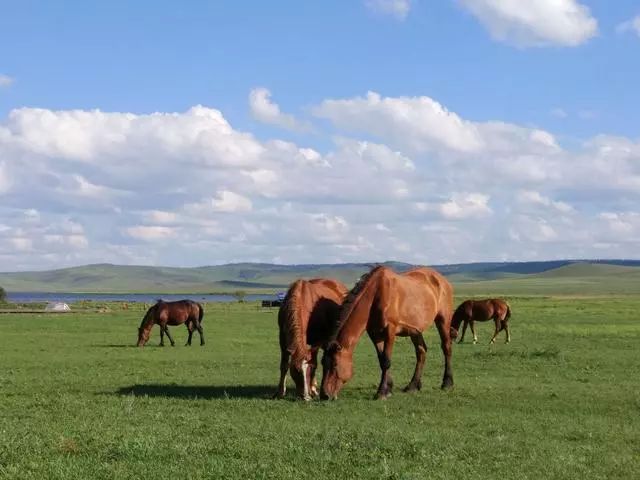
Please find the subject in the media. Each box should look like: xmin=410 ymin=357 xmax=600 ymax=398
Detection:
xmin=45 ymin=302 xmax=71 ymax=312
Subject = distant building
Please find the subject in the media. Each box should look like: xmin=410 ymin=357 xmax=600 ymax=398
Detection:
xmin=45 ymin=302 xmax=71 ymax=312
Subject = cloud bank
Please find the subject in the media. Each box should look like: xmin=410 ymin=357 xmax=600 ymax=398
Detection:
xmin=1 ymin=90 xmax=638 ymax=270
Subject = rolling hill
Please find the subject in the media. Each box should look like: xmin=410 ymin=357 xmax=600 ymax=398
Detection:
xmin=1 ymin=259 xmax=640 ymax=295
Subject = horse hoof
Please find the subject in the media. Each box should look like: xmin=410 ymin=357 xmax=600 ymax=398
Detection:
xmin=403 ymin=381 xmax=421 ymax=392
xmin=374 ymin=391 xmax=391 ymax=400
xmin=441 ymin=380 xmax=454 ymax=390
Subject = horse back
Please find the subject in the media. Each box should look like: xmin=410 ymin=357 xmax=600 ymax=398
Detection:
xmin=381 ymin=267 xmax=453 ymax=332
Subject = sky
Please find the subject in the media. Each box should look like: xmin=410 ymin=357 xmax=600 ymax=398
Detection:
xmin=1 ymin=0 xmax=639 ymax=271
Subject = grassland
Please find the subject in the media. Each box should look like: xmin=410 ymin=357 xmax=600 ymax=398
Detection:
xmin=1 ymin=295 xmax=639 ymax=479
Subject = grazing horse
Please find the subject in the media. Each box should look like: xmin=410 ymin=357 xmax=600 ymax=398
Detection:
xmin=320 ymin=266 xmax=454 ymax=401
xmin=136 ymin=299 xmax=204 ymax=347
xmin=274 ymin=278 xmax=348 ymax=401
xmin=450 ymin=299 xmax=511 ymax=344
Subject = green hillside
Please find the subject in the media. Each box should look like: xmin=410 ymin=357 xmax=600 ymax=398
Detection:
xmin=1 ymin=260 xmax=639 ymax=295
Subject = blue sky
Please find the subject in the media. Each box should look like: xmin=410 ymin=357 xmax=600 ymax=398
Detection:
xmin=1 ymin=0 xmax=639 ymax=270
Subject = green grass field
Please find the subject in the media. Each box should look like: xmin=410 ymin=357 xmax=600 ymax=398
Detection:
xmin=1 ymin=297 xmax=639 ymax=479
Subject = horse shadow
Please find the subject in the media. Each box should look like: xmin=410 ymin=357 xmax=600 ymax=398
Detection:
xmin=116 ymin=384 xmax=274 ymax=400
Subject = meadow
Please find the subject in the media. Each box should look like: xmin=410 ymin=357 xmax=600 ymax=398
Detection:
xmin=0 ymin=296 xmax=639 ymax=479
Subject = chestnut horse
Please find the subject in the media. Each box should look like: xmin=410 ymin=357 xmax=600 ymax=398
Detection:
xmin=450 ymin=299 xmax=511 ymax=344
xmin=320 ymin=266 xmax=454 ymax=401
xmin=137 ymin=299 xmax=204 ymax=347
xmin=274 ymin=278 xmax=348 ymax=401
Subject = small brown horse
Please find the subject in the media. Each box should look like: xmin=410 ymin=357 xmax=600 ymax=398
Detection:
xmin=450 ymin=299 xmax=511 ymax=344
xmin=137 ymin=299 xmax=204 ymax=347
xmin=275 ymin=278 xmax=348 ymax=401
xmin=320 ymin=266 xmax=454 ymax=400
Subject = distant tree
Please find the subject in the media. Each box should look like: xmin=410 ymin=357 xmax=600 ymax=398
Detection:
xmin=232 ymin=290 xmax=247 ymax=303
xmin=0 ymin=286 xmax=7 ymax=304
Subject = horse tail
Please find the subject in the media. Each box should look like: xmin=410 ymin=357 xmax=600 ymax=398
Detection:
xmin=504 ymin=303 xmax=512 ymax=321
xmin=280 ymin=280 xmax=310 ymax=366
xmin=197 ymin=302 xmax=204 ymax=324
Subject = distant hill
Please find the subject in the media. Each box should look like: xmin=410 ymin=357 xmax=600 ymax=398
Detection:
xmin=1 ymin=259 xmax=639 ymax=295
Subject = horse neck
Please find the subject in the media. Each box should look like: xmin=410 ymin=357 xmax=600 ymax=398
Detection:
xmin=336 ymin=275 xmax=380 ymax=351
xmin=139 ymin=308 xmax=156 ymax=331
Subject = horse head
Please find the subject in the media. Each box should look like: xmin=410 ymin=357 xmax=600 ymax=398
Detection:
xmin=320 ymin=341 xmax=353 ymax=400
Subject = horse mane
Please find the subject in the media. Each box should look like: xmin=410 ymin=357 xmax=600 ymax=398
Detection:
xmin=139 ymin=303 xmax=156 ymax=329
xmin=330 ymin=265 xmax=385 ymax=340
xmin=280 ymin=280 xmax=310 ymax=365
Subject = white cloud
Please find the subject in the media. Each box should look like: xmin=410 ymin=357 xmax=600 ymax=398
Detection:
xmin=1 ymin=95 xmax=640 ymax=270
xmin=211 ymin=190 xmax=253 ymax=213
xmin=617 ymin=15 xmax=640 ymax=37
xmin=315 ymin=91 xmax=484 ymax=153
xmin=458 ymin=0 xmax=598 ymax=47
xmin=125 ymin=226 xmax=177 ymax=241
xmin=439 ymin=193 xmax=492 ymax=219
xmin=314 ymin=91 xmax=559 ymax=157
xmin=146 ymin=210 xmax=178 ymax=224
xmin=365 ymin=0 xmax=411 ymax=20
xmin=249 ymin=87 xmax=309 ymax=132
xmin=0 ymin=74 xmax=14 ymax=88
xmin=517 ymin=190 xmax=574 ymax=213
xmin=0 ymin=162 xmax=11 ymax=194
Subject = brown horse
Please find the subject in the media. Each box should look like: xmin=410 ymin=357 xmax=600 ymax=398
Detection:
xmin=450 ymin=299 xmax=511 ymax=344
xmin=137 ymin=299 xmax=204 ymax=347
xmin=275 ymin=278 xmax=348 ymax=401
xmin=320 ymin=265 xmax=454 ymax=400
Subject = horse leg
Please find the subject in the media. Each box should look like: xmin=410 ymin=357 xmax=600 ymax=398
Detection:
xmin=273 ymin=349 xmax=290 ymax=399
xmin=403 ymin=333 xmax=427 ymax=392
xmin=504 ymin=321 xmax=511 ymax=344
xmin=159 ymin=325 xmax=165 ymax=347
xmin=163 ymin=326 xmax=176 ymax=346
xmin=489 ymin=319 xmax=501 ymax=344
xmin=186 ymin=323 xmax=194 ymax=346
xmin=435 ymin=315 xmax=454 ymax=390
xmin=309 ymin=347 xmax=320 ymax=397
xmin=458 ymin=320 xmax=468 ymax=343
xmin=470 ymin=320 xmax=478 ymax=344
xmin=374 ymin=334 xmax=396 ymax=400
xmin=196 ymin=321 xmax=205 ymax=346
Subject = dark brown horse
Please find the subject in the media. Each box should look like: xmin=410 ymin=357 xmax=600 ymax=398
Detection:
xmin=275 ymin=278 xmax=348 ymax=401
xmin=137 ymin=299 xmax=204 ymax=347
xmin=450 ymin=299 xmax=511 ymax=344
xmin=320 ymin=266 xmax=454 ymax=400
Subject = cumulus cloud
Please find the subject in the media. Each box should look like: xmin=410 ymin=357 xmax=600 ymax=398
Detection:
xmin=249 ymin=87 xmax=310 ymax=132
xmin=439 ymin=193 xmax=492 ymax=219
xmin=0 ymin=74 xmax=14 ymax=88
xmin=314 ymin=91 xmax=559 ymax=158
xmin=458 ymin=0 xmax=598 ymax=47
xmin=1 ymin=92 xmax=639 ymax=270
xmin=364 ymin=0 xmax=411 ymax=20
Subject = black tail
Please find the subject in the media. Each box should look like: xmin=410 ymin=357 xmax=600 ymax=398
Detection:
xmin=505 ymin=304 xmax=511 ymax=321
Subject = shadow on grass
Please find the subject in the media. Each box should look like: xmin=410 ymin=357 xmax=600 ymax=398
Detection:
xmin=93 ymin=344 xmax=138 ymax=348
xmin=116 ymin=384 xmax=275 ymax=400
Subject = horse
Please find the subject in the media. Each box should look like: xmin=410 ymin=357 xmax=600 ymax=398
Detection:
xmin=136 ymin=299 xmax=204 ymax=347
xmin=320 ymin=265 xmax=454 ymax=401
xmin=274 ymin=278 xmax=348 ymax=401
xmin=450 ymin=299 xmax=511 ymax=344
